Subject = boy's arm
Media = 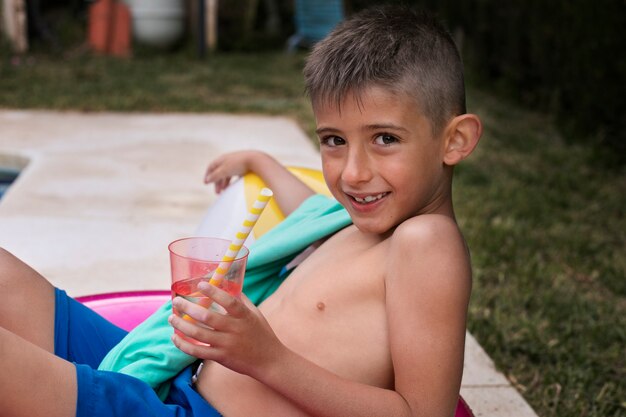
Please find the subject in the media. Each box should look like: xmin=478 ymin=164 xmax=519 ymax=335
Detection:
xmin=382 ymin=215 xmax=471 ymax=416
xmin=204 ymin=150 xmax=315 ymax=216
xmin=171 ymin=215 xmax=471 ymax=417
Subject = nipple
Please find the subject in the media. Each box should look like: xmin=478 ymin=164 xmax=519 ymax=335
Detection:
xmin=316 ymin=302 xmax=326 ymax=311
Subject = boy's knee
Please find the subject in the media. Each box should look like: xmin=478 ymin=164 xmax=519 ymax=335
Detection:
xmin=0 ymin=247 xmax=11 ymax=272
xmin=0 ymin=247 xmax=17 ymax=264
xmin=0 ymin=248 xmax=26 ymax=282
xmin=0 ymin=247 xmax=13 ymax=267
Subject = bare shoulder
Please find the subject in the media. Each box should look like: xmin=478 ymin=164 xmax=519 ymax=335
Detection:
xmin=391 ymin=213 xmax=466 ymax=248
xmin=390 ymin=214 xmax=470 ymax=266
xmin=384 ymin=213 xmax=472 ymax=302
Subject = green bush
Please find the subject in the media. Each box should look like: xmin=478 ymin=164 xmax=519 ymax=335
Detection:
xmin=351 ymin=0 xmax=626 ymax=165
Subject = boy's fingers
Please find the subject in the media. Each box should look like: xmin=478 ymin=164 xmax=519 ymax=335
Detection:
xmin=172 ymin=296 xmax=226 ymax=329
xmin=169 ymin=313 xmax=223 ymax=346
xmin=169 ymin=313 xmax=208 ymax=338
xmin=204 ymin=162 xmax=215 ymax=180
xmin=204 ymin=169 xmax=214 ymax=184
xmin=204 ymin=158 xmax=224 ymax=183
xmin=171 ymin=333 xmax=217 ymax=359
xmin=198 ymin=282 xmax=245 ymax=317
xmin=215 ymin=178 xmax=230 ymax=194
xmin=204 ymin=170 xmax=220 ymax=185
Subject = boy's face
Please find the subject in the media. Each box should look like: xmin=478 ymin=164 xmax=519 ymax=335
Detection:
xmin=314 ymin=86 xmax=452 ymax=234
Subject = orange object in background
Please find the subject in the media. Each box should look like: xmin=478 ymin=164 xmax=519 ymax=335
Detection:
xmin=88 ymin=0 xmax=131 ymax=57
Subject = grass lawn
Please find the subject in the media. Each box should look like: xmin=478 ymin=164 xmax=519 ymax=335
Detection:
xmin=1 ymin=44 xmax=624 ymax=417
xmin=0 ymin=45 xmax=315 ymax=131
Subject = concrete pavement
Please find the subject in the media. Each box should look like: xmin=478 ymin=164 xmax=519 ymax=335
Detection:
xmin=0 ymin=110 xmax=538 ymax=417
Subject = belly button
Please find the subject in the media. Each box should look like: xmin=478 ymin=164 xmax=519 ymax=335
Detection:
xmin=316 ymin=302 xmax=325 ymax=311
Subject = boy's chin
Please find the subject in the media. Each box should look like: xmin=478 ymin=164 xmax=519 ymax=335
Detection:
xmin=350 ymin=218 xmax=396 ymax=236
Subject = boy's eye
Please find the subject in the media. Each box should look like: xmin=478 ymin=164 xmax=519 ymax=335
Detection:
xmin=374 ymin=134 xmax=398 ymax=145
xmin=321 ymin=136 xmax=346 ymax=147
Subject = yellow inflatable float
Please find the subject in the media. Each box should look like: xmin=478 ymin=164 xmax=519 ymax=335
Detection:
xmin=195 ymin=166 xmax=332 ymax=243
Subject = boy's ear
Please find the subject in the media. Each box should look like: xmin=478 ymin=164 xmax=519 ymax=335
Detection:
xmin=442 ymin=114 xmax=482 ymax=166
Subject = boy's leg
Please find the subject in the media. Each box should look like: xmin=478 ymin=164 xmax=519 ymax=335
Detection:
xmin=0 ymin=249 xmax=221 ymax=416
xmin=2 ymin=324 xmax=221 ymax=417
xmin=0 ymin=326 xmax=77 ymax=417
xmin=0 ymin=248 xmax=56 ymax=352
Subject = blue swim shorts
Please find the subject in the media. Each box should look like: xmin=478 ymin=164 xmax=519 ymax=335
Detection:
xmin=54 ymin=288 xmax=222 ymax=417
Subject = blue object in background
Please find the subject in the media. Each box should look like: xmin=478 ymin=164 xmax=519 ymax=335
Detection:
xmin=0 ymin=168 xmax=19 ymax=200
xmin=288 ymin=0 xmax=344 ymax=50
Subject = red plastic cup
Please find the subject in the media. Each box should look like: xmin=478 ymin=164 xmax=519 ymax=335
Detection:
xmin=168 ymin=237 xmax=249 ymax=345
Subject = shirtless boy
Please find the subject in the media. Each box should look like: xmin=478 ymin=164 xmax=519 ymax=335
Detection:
xmin=0 ymin=6 xmax=481 ymax=417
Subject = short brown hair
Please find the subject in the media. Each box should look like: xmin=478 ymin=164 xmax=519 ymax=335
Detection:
xmin=304 ymin=6 xmax=466 ymax=136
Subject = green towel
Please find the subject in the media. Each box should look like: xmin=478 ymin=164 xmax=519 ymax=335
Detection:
xmin=98 ymin=194 xmax=351 ymax=399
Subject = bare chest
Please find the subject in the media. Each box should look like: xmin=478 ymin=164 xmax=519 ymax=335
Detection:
xmin=259 ymin=226 xmax=393 ymax=386
xmin=264 ymin=226 xmax=386 ymax=308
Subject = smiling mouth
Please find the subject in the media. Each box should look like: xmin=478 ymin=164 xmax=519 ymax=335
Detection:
xmin=349 ymin=192 xmax=389 ymax=204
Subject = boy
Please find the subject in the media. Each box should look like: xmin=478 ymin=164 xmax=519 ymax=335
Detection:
xmin=0 ymin=6 xmax=481 ymax=417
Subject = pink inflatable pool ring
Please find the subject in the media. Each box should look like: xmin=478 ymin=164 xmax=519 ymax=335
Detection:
xmin=76 ymin=290 xmax=170 ymax=332
xmin=78 ymin=290 xmax=475 ymax=417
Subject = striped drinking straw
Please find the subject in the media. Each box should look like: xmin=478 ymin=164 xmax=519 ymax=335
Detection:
xmin=208 ymin=187 xmax=273 ymax=287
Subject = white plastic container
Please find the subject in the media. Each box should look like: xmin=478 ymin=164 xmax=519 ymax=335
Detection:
xmin=127 ymin=0 xmax=186 ymax=49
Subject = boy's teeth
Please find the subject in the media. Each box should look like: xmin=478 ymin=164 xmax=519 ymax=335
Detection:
xmin=354 ymin=193 xmax=386 ymax=203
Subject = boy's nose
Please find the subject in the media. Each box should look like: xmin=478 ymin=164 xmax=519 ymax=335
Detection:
xmin=341 ymin=148 xmax=373 ymax=185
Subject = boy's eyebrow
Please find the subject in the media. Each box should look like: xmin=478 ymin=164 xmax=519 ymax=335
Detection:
xmin=315 ymin=123 xmax=409 ymax=135
xmin=365 ymin=123 xmax=409 ymax=132
xmin=315 ymin=126 xmax=338 ymax=135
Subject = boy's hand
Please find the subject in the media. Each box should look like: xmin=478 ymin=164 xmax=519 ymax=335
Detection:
xmin=169 ymin=282 xmax=283 ymax=378
xmin=204 ymin=151 xmax=263 ymax=194
xmin=204 ymin=150 xmax=315 ymax=216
